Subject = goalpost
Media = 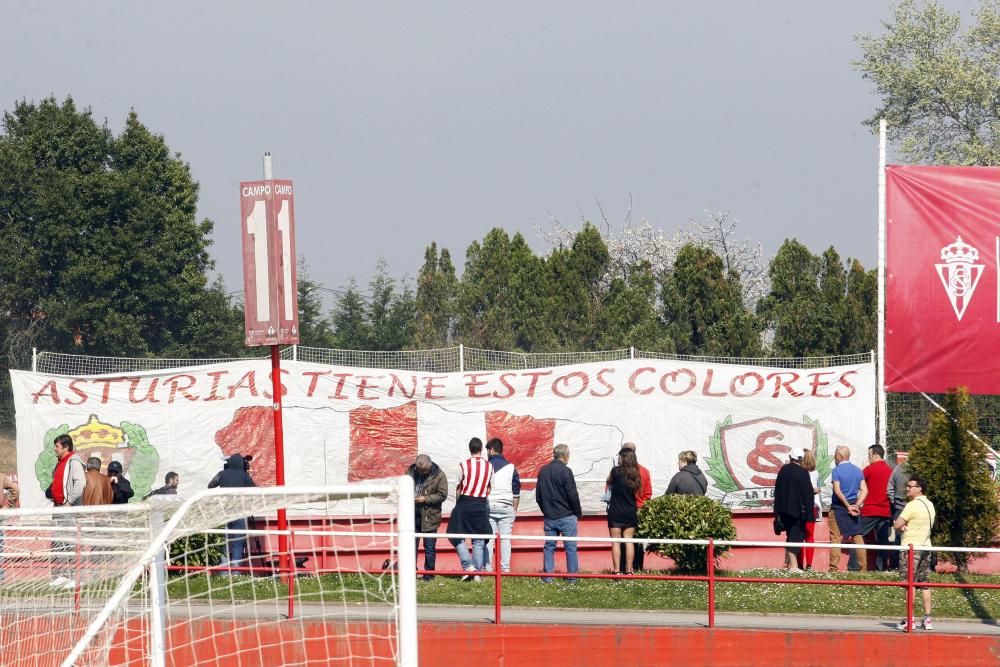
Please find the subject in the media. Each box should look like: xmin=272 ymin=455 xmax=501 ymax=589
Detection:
xmin=0 ymin=478 xmax=416 ymax=667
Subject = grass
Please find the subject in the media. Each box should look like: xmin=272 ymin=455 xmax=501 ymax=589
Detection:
xmin=164 ymin=568 xmax=1000 ymax=622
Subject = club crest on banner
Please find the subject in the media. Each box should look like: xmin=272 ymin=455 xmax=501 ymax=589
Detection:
xmin=935 ymin=236 xmax=984 ymax=321
xmin=704 ymin=415 xmax=832 ymax=509
xmin=32 ymin=414 xmax=160 ymax=501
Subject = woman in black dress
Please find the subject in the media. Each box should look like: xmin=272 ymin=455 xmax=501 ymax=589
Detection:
xmin=606 ymin=449 xmax=642 ymax=575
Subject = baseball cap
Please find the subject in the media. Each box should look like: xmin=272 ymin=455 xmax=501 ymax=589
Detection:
xmin=788 ymin=447 xmax=804 ymax=461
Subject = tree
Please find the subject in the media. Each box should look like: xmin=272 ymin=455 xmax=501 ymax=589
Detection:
xmin=662 ymin=243 xmax=762 ymax=356
xmin=597 ymin=261 xmax=671 ymax=351
xmin=906 ymin=387 xmax=1000 ymax=570
xmin=456 ymin=229 xmax=520 ymax=350
xmin=331 ymin=279 xmax=368 ymax=349
xmin=412 ymin=243 xmax=458 ymax=349
xmin=366 ymin=260 xmax=414 ymax=351
xmin=296 ymin=260 xmax=337 ymax=349
xmin=856 ymin=0 xmax=1000 ymax=164
xmin=0 ymin=96 xmax=242 ymax=364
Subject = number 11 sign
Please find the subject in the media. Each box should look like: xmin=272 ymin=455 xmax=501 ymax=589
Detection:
xmin=240 ymin=179 xmax=300 ymax=346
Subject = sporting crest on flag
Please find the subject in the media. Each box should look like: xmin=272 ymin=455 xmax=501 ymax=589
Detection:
xmin=935 ymin=236 xmax=984 ymax=321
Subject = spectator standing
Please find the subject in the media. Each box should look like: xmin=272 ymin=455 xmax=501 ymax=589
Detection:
xmin=484 ymin=438 xmax=520 ymax=574
xmin=0 ymin=472 xmax=19 ymax=583
xmin=773 ymin=448 xmax=814 ymax=572
xmin=860 ymin=444 xmax=893 ymax=571
xmin=886 ymin=453 xmax=910 ymax=570
xmin=665 ymin=450 xmax=709 ymax=496
xmin=828 ymin=445 xmax=867 ymax=572
xmin=82 ymin=457 xmax=113 ymax=506
xmin=619 ymin=442 xmax=652 ymax=573
xmin=606 ymin=448 xmax=642 ymax=576
xmin=407 ymin=454 xmax=448 ymax=581
xmin=446 ymin=438 xmax=493 ymax=581
xmin=895 ymin=476 xmax=936 ymax=631
xmin=48 ymin=434 xmax=85 ymax=590
xmin=107 ymin=461 xmax=134 ymax=505
xmin=801 ymin=448 xmax=822 ymax=571
xmin=208 ymin=453 xmax=256 ymax=574
xmin=535 ymin=443 xmax=582 ymax=583
xmin=144 ymin=472 xmax=181 ymax=499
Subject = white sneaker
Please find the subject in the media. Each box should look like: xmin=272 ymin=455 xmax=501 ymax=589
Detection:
xmin=49 ymin=576 xmax=71 ymax=588
xmin=921 ymin=617 xmax=933 ymax=631
xmin=461 ymin=565 xmax=478 ymax=582
xmin=896 ymin=619 xmax=916 ymax=631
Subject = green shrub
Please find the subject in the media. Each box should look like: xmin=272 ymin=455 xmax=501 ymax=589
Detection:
xmin=637 ymin=494 xmax=737 ymax=572
xmin=168 ymin=532 xmax=226 ymax=570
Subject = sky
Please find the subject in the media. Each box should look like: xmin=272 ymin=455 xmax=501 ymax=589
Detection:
xmin=2 ymin=0 xmax=983 ymax=302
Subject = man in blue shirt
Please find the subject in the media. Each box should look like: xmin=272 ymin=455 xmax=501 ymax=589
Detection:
xmin=829 ymin=445 xmax=868 ymax=572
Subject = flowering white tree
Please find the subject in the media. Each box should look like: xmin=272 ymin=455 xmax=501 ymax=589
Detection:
xmin=537 ymin=209 xmax=768 ymax=308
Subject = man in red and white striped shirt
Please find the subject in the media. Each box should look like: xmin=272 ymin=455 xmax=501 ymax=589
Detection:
xmin=446 ymin=438 xmax=493 ymax=580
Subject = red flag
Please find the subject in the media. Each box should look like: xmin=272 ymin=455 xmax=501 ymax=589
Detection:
xmin=886 ymin=166 xmax=1000 ymax=393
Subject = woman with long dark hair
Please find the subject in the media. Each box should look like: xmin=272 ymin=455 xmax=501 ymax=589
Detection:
xmin=606 ymin=448 xmax=642 ymax=575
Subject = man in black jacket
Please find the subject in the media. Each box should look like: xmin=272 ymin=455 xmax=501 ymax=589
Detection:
xmin=773 ymin=448 xmax=814 ymax=573
xmin=534 ymin=443 xmax=582 ymax=583
xmin=208 ymin=454 xmax=256 ymax=574
xmin=107 ymin=461 xmax=134 ymax=504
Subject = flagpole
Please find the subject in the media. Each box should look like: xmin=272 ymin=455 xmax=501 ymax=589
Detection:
xmin=877 ymin=119 xmax=888 ymax=451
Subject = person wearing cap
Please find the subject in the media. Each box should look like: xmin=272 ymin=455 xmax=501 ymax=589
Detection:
xmin=773 ymin=447 xmax=814 ymax=572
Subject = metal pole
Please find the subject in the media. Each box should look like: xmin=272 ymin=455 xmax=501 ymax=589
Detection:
xmin=264 ymin=152 xmax=290 ymax=585
xmin=494 ymin=529 xmax=502 ymax=625
xmin=31 ymin=347 xmax=37 ymax=373
xmin=287 ymin=529 xmax=296 ymax=620
xmin=458 ymin=344 xmax=464 ymax=373
xmin=906 ymin=543 xmax=914 ymax=633
xmin=707 ymin=539 xmax=715 ymax=628
xmin=877 ymin=119 xmax=888 ymax=451
xmin=149 ymin=507 xmax=168 ymax=667
xmin=396 ymin=475 xmax=418 ymax=667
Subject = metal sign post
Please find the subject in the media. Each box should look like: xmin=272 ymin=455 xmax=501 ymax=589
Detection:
xmin=240 ymin=152 xmax=298 ymax=583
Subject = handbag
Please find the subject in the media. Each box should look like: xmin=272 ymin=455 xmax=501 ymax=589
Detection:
xmin=772 ymin=515 xmax=784 ymax=535
xmin=600 ymin=488 xmax=612 ymax=509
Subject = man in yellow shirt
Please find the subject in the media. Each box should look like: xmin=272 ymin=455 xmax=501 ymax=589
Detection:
xmin=894 ymin=475 xmax=936 ymax=631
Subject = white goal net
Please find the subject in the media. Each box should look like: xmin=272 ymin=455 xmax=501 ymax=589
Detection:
xmin=0 ymin=480 xmax=415 ymax=667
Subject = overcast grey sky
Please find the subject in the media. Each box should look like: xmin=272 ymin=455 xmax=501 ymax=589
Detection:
xmin=2 ymin=1 xmax=981 ymax=298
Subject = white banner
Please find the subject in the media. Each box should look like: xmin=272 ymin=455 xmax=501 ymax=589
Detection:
xmin=11 ymin=358 xmax=876 ymax=512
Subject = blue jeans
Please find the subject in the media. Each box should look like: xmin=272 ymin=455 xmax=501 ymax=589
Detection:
xmin=542 ymin=515 xmax=578 ymax=583
xmin=455 ymin=539 xmax=487 ymax=571
xmin=486 ymin=503 xmax=516 ymax=572
xmin=225 ymin=518 xmax=248 ymax=573
xmin=415 ymin=513 xmax=438 ymax=576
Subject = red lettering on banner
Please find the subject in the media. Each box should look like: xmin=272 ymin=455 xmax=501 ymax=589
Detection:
xmin=356 ymin=375 xmax=381 ymax=401
xmin=328 ymin=373 xmax=351 ymax=400
xmin=227 ymin=371 xmax=259 ymax=399
xmin=65 ymin=379 xmax=88 ymax=406
xmin=701 ymin=368 xmax=727 ymax=397
xmin=730 ymin=372 xmax=765 ymax=397
xmin=590 ymin=368 xmax=615 ymax=397
xmin=465 ymin=372 xmax=494 ymax=399
xmin=423 ymin=376 xmax=447 ymax=400
xmin=164 ymin=375 xmax=198 ymax=403
xmin=552 ymin=371 xmax=588 ymax=398
xmin=747 ymin=430 xmax=787 ymax=486
xmin=32 ymin=381 xmax=60 ymax=404
xmin=302 ymin=370 xmax=331 ymax=397
xmin=262 ymin=369 xmax=288 ymax=400
xmin=523 ymin=371 xmax=553 ymax=398
xmin=494 ymin=373 xmax=516 ymax=399
xmin=767 ymin=372 xmax=803 ymax=398
xmin=128 ymin=377 xmax=160 ymax=404
xmin=628 ymin=368 xmax=656 ymax=395
xmin=93 ymin=378 xmax=125 ymax=404
xmin=388 ymin=374 xmax=417 ymax=399
xmin=660 ymin=369 xmax=696 ymax=396
xmin=203 ymin=370 xmax=228 ymax=401
xmin=834 ymin=371 xmax=858 ymax=398
xmin=807 ymin=371 xmax=835 ymax=398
